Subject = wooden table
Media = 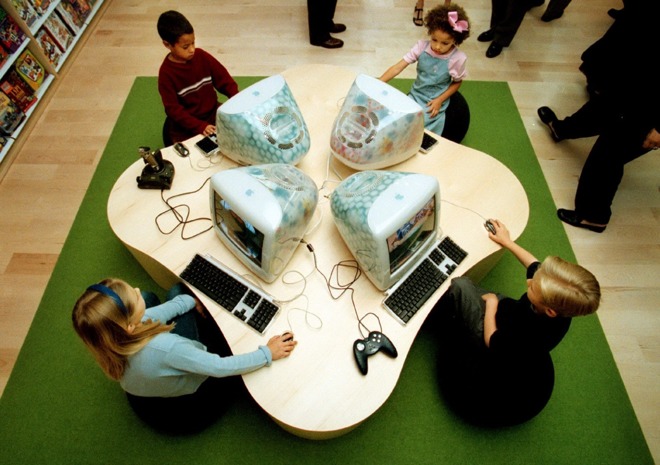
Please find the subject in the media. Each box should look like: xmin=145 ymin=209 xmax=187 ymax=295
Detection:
xmin=108 ymin=64 xmax=529 ymax=439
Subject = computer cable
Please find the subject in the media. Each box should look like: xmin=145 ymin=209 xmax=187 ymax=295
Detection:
xmin=304 ymin=241 xmax=381 ymax=339
xmin=155 ymin=177 xmax=213 ymax=240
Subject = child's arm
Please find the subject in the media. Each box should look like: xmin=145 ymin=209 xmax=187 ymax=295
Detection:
xmin=426 ymin=80 xmax=461 ymax=117
xmin=487 ymin=219 xmax=538 ymax=268
xmin=379 ymin=59 xmax=409 ymax=82
xmin=482 ymin=293 xmax=499 ymax=347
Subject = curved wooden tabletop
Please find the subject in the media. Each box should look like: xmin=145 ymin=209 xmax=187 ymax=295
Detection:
xmin=108 ymin=64 xmax=529 ymax=439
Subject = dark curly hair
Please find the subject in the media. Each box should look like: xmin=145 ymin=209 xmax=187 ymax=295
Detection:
xmin=425 ymin=3 xmax=471 ymax=45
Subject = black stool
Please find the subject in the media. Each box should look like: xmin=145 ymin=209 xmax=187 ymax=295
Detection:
xmin=441 ymin=91 xmax=470 ymax=143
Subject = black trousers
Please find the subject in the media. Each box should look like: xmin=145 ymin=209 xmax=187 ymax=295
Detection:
xmin=554 ymin=97 xmax=649 ymax=224
xmin=489 ymin=0 xmax=538 ymax=46
xmin=307 ymin=0 xmax=337 ymax=44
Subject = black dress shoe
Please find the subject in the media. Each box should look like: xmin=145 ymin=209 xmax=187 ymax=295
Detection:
xmin=311 ymin=37 xmax=344 ymax=49
xmin=557 ymin=209 xmax=606 ymax=233
xmin=486 ymin=42 xmax=503 ymax=58
xmin=537 ymin=106 xmax=562 ymax=141
xmin=607 ymin=7 xmax=623 ymax=19
xmin=541 ymin=9 xmax=563 ymax=21
xmin=330 ymin=23 xmax=346 ymax=33
xmin=477 ymin=30 xmax=494 ymax=42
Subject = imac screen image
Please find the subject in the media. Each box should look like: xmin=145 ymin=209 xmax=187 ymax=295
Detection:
xmin=213 ymin=196 xmax=264 ymax=266
xmin=330 ymin=170 xmax=440 ymax=290
xmin=209 ymin=164 xmax=319 ymax=283
xmin=387 ymin=197 xmax=435 ymax=273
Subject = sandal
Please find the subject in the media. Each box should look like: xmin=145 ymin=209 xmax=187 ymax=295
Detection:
xmin=413 ymin=2 xmax=424 ymax=26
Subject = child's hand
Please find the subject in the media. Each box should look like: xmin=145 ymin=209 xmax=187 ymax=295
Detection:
xmin=267 ymin=333 xmax=297 ymax=361
xmin=193 ymin=297 xmax=207 ymax=318
xmin=426 ymin=98 xmax=443 ymax=118
xmin=485 ymin=219 xmax=513 ymax=246
xmin=202 ymin=125 xmax=216 ymax=136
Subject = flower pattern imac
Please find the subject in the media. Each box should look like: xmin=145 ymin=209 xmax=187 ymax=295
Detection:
xmin=216 ymin=75 xmax=310 ymax=166
xmin=330 ymin=74 xmax=424 ymax=170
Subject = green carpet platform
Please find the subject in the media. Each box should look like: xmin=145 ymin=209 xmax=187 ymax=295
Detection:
xmin=0 ymin=77 xmax=652 ymax=465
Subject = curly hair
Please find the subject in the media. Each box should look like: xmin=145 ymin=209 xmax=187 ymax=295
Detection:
xmin=425 ymin=3 xmax=471 ymax=45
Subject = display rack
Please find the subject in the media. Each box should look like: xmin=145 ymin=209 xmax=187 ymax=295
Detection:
xmin=0 ymin=0 xmax=105 ymax=165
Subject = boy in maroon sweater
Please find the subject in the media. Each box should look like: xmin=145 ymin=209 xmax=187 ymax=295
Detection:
xmin=157 ymin=11 xmax=239 ymax=144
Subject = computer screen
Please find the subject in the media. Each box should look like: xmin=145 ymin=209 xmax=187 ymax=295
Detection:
xmin=213 ymin=196 xmax=265 ymax=267
xmin=209 ymin=164 xmax=319 ymax=283
xmin=387 ymin=196 xmax=436 ymax=273
xmin=330 ymin=170 xmax=440 ymax=290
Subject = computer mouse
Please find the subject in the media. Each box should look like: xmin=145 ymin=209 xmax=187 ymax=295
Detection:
xmin=484 ymin=220 xmax=496 ymax=234
xmin=282 ymin=332 xmax=294 ymax=342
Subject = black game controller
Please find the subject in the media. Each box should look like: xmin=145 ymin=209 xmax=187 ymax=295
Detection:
xmin=353 ymin=331 xmax=398 ymax=375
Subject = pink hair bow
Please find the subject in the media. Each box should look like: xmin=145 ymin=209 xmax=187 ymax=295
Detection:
xmin=448 ymin=11 xmax=469 ymax=32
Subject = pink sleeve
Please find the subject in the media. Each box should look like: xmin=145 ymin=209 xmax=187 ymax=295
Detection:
xmin=448 ymin=49 xmax=468 ymax=82
xmin=403 ymin=40 xmax=429 ymax=64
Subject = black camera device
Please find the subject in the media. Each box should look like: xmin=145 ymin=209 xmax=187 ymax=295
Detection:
xmin=136 ymin=146 xmax=175 ymax=190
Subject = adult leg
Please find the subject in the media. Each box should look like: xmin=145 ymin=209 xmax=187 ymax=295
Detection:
xmin=541 ymin=0 xmax=571 ymax=21
xmin=490 ymin=0 xmax=531 ymax=47
xmin=553 ymin=97 xmax=607 ymax=140
xmin=540 ymin=96 xmax=607 ymax=142
xmin=573 ymin=127 xmax=648 ymax=225
xmin=413 ymin=0 xmax=424 ymax=26
xmin=307 ymin=0 xmax=338 ymax=44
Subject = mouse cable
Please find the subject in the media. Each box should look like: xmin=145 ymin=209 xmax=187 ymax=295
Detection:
xmin=303 ymin=241 xmax=381 ymax=339
xmin=441 ymin=198 xmax=488 ymax=222
xmin=155 ymin=177 xmax=212 ymax=240
xmin=190 ymin=150 xmax=226 ymax=171
xmin=239 ymin=263 xmax=323 ymax=335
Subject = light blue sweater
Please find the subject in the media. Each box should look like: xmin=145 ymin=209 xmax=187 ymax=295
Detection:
xmin=120 ymin=295 xmax=272 ymax=397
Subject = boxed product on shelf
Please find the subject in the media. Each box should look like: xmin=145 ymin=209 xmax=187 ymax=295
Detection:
xmin=55 ymin=2 xmax=83 ymax=34
xmin=35 ymin=27 xmax=62 ymax=66
xmin=0 ymin=68 xmax=37 ymax=112
xmin=27 ymin=0 xmax=51 ymax=16
xmin=42 ymin=9 xmax=73 ymax=51
xmin=10 ymin=0 xmax=39 ymax=28
xmin=0 ymin=90 xmax=25 ymax=135
xmin=0 ymin=6 xmax=27 ymax=53
xmin=14 ymin=49 xmax=46 ymax=91
xmin=0 ymin=45 xmax=8 ymax=68
xmin=61 ymin=0 xmax=92 ymax=21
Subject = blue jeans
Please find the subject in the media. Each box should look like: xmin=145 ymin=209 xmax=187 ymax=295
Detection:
xmin=141 ymin=283 xmax=200 ymax=342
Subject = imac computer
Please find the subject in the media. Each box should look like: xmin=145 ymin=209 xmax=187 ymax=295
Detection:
xmin=330 ymin=170 xmax=440 ymax=290
xmin=216 ymin=74 xmax=310 ymax=166
xmin=330 ymin=74 xmax=424 ymax=171
xmin=209 ymin=164 xmax=319 ymax=283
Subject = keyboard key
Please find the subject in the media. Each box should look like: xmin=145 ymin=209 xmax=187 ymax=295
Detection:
xmin=180 ymin=254 xmax=280 ymax=334
xmin=383 ymin=236 xmax=467 ymax=325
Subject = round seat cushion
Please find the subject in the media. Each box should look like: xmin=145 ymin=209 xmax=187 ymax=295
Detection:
xmin=436 ymin=326 xmax=555 ymax=427
xmin=441 ymin=91 xmax=470 ymax=143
